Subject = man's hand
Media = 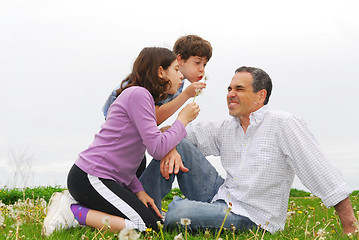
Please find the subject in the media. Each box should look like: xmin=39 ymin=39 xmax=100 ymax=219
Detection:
xmin=334 ymin=197 xmax=358 ymax=235
xmin=135 ymin=191 xmax=162 ymax=218
xmin=160 ymin=148 xmax=189 ymax=180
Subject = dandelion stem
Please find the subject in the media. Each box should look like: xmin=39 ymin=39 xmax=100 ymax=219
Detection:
xmin=215 ymin=207 xmax=231 ymax=240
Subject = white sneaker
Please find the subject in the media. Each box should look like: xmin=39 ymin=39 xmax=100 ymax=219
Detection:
xmin=42 ymin=190 xmax=79 ymax=236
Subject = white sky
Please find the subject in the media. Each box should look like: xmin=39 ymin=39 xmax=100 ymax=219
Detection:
xmin=1 ymin=0 xmax=358 ymax=190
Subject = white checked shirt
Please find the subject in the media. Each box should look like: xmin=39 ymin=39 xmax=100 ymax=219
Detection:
xmin=186 ymin=105 xmax=352 ymax=233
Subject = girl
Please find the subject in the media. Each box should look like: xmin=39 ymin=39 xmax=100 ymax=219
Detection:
xmin=42 ymin=47 xmax=200 ymax=235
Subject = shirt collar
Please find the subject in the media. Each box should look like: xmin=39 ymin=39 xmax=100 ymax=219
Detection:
xmin=249 ymin=105 xmax=269 ymax=126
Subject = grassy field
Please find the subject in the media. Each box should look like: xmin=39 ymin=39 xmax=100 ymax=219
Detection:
xmin=0 ymin=187 xmax=358 ymax=239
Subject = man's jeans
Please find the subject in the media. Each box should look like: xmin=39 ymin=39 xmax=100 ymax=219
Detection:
xmin=139 ymin=138 xmax=256 ymax=232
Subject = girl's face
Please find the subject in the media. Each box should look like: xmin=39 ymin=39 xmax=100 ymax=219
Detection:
xmin=161 ymin=60 xmax=184 ymax=94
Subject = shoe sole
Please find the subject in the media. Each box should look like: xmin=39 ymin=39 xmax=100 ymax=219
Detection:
xmin=42 ymin=191 xmax=62 ymax=236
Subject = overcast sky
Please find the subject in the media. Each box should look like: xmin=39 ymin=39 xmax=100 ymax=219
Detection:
xmin=1 ymin=0 xmax=358 ymax=190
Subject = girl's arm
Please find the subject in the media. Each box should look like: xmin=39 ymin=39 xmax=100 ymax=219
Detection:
xmin=156 ymin=82 xmax=205 ymax=125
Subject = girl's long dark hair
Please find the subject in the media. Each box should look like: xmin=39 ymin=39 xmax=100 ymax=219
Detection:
xmin=116 ymin=47 xmax=176 ymax=103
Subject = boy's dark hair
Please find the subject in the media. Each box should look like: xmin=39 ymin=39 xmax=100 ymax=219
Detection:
xmin=173 ymin=35 xmax=212 ymax=61
xmin=235 ymin=66 xmax=273 ymax=105
xmin=117 ymin=47 xmax=176 ymax=103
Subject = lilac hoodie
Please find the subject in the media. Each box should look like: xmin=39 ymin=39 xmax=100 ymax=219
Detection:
xmin=75 ymin=86 xmax=186 ymax=193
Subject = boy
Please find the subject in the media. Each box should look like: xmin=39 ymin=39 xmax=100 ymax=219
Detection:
xmin=103 ymin=34 xmax=212 ymax=125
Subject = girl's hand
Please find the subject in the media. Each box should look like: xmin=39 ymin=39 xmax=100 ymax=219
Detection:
xmin=177 ymin=102 xmax=200 ymax=126
xmin=135 ymin=191 xmax=162 ymax=218
xmin=183 ymin=82 xmax=206 ymax=98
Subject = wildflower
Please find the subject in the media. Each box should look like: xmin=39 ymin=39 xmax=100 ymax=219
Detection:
xmin=157 ymin=221 xmax=164 ymax=240
xmin=180 ymin=218 xmax=191 ymax=240
xmin=204 ymin=229 xmax=211 ymax=239
xmin=145 ymin=227 xmax=152 ymax=232
xmin=81 ymin=234 xmax=89 ymax=240
xmin=317 ymin=228 xmax=326 ymax=237
xmin=193 ymin=75 xmax=208 ymax=102
xmin=102 ymin=216 xmax=111 ymax=228
xmin=347 ymin=232 xmax=353 ymax=238
xmin=0 ymin=213 xmax=4 ymax=226
xmin=118 ymin=228 xmax=140 ymax=240
xmin=174 ymin=233 xmax=184 ymax=240
xmin=180 ymin=218 xmax=191 ymax=226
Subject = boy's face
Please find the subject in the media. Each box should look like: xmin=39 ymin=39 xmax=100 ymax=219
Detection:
xmin=178 ymin=55 xmax=207 ymax=83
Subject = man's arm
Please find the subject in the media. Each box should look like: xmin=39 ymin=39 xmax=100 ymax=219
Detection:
xmin=334 ymin=197 xmax=358 ymax=234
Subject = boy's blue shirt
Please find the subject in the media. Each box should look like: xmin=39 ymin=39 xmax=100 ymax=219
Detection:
xmin=102 ymin=80 xmax=185 ymax=118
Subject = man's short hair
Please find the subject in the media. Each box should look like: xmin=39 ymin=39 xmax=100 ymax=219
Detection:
xmin=235 ymin=66 xmax=272 ymax=105
xmin=173 ymin=35 xmax=212 ymax=61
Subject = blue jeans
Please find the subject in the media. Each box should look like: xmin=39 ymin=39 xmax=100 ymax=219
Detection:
xmin=139 ymin=138 xmax=256 ymax=232
xmin=140 ymin=138 xmax=224 ymax=210
xmin=165 ymin=197 xmax=256 ymax=232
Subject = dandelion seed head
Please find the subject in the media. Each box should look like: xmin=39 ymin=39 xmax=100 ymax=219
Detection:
xmin=180 ymin=218 xmax=191 ymax=226
xmin=174 ymin=233 xmax=184 ymax=240
xmin=0 ymin=214 xmax=4 ymax=226
xmin=118 ymin=228 xmax=140 ymax=240
xmin=156 ymin=220 xmax=164 ymax=229
xmin=317 ymin=228 xmax=326 ymax=237
xmin=102 ymin=216 xmax=111 ymax=227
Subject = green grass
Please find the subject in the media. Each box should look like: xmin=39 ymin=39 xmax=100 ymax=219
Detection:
xmin=0 ymin=186 xmax=358 ymax=239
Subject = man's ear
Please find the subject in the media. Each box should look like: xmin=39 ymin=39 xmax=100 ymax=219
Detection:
xmin=158 ymin=66 xmax=165 ymax=78
xmin=177 ymin=54 xmax=184 ymax=66
xmin=258 ymin=89 xmax=267 ymax=104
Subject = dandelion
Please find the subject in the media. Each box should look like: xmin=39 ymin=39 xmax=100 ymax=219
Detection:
xmin=81 ymin=234 xmax=89 ymax=240
xmin=231 ymin=224 xmax=236 ymax=240
xmin=157 ymin=221 xmax=164 ymax=240
xmin=180 ymin=218 xmax=191 ymax=240
xmin=118 ymin=228 xmax=140 ymax=240
xmin=204 ymin=229 xmax=211 ymax=239
xmin=317 ymin=228 xmax=326 ymax=237
xmin=174 ymin=233 xmax=184 ymax=240
xmin=193 ymin=75 xmax=208 ymax=102
xmin=0 ymin=213 xmax=4 ymax=226
xmin=102 ymin=216 xmax=111 ymax=228
xmin=216 ymin=207 xmax=231 ymax=240
xmin=180 ymin=218 xmax=191 ymax=226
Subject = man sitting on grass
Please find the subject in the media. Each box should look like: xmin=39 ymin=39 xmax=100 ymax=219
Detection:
xmin=140 ymin=66 xmax=358 ymax=235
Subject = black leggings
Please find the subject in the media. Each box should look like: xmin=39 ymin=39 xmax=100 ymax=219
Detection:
xmin=67 ymin=164 xmax=161 ymax=231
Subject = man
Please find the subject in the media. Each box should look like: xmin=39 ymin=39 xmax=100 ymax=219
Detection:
xmin=140 ymin=66 xmax=358 ymax=234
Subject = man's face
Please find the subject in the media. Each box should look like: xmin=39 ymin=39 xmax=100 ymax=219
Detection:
xmin=178 ymin=55 xmax=207 ymax=83
xmin=227 ymin=72 xmax=263 ymax=118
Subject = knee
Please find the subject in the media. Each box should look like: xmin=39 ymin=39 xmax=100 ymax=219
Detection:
xmin=176 ymin=138 xmax=194 ymax=153
xmin=164 ymin=197 xmax=193 ymax=227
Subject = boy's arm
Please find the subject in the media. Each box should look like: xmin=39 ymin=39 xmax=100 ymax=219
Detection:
xmin=155 ymin=91 xmax=191 ymax=125
xmin=156 ymin=82 xmax=206 ymax=125
xmin=334 ymin=197 xmax=358 ymax=234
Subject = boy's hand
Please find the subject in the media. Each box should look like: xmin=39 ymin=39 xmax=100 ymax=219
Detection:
xmin=160 ymin=148 xmax=189 ymax=180
xmin=183 ymin=82 xmax=206 ymax=98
